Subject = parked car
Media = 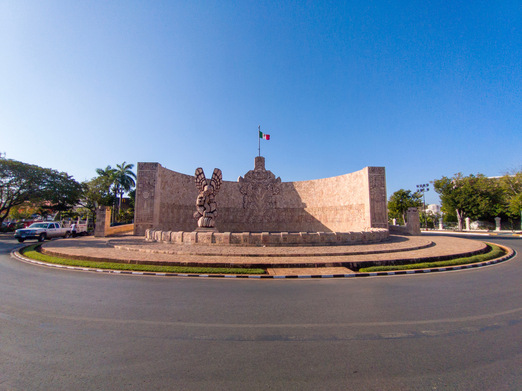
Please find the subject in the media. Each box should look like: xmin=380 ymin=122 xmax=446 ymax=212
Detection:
xmin=14 ymin=222 xmax=71 ymax=243
xmin=1 ymin=222 xmax=17 ymax=232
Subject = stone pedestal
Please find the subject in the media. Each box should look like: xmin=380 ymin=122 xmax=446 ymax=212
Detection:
xmin=495 ymin=217 xmax=501 ymax=231
xmin=392 ymin=218 xmax=397 ymax=226
xmin=405 ymin=207 xmax=421 ymax=235
xmin=465 ymin=217 xmax=471 ymax=231
xmin=94 ymin=206 xmax=111 ymax=237
xmin=438 ymin=218 xmax=444 ymax=230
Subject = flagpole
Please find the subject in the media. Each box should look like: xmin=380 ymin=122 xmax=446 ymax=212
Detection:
xmin=258 ymin=125 xmax=261 ymax=157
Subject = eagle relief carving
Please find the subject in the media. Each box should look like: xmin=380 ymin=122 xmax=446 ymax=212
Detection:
xmin=193 ymin=167 xmax=222 ymax=228
xmin=238 ymin=157 xmax=281 ymax=223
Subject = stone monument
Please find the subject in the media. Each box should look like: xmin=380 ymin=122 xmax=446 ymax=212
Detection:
xmin=238 ymin=156 xmax=281 ymax=224
xmin=134 ymin=157 xmax=389 ymax=240
xmin=193 ymin=167 xmax=222 ymax=229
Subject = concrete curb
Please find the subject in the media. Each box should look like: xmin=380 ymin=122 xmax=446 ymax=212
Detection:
xmin=423 ymin=230 xmax=522 ymax=237
xmin=10 ymin=244 xmax=516 ymax=279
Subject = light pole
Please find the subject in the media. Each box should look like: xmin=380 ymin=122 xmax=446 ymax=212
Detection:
xmin=416 ymin=183 xmax=429 ymax=229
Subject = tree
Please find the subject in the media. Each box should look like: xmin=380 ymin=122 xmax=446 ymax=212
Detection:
xmin=434 ymin=173 xmax=504 ymax=230
xmin=0 ymin=159 xmax=82 ymax=224
xmin=8 ymin=204 xmax=39 ymax=221
xmin=95 ymin=165 xmax=117 ymax=200
xmin=499 ymin=169 xmax=522 ymax=218
xmin=80 ymin=176 xmax=116 ymax=223
xmin=92 ymin=162 xmax=137 ymax=223
xmin=113 ymin=162 xmax=137 ymax=214
xmin=40 ymin=171 xmax=84 ymax=214
xmin=387 ymin=189 xmax=422 ymax=225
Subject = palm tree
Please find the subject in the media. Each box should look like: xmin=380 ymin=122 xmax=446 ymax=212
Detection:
xmin=95 ymin=165 xmax=118 ymax=222
xmin=95 ymin=165 xmax=118 ymax=202
xmin=95 ymin=165 xmax=116 ymax=181
xmin=114 ymin=162 xmax=137 ymax=216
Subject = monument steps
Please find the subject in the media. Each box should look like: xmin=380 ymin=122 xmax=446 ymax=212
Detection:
xmin=41 ymin=235 xmax=489 ymax=272
xmin=109 ymin=237 xmax=434 ymax=258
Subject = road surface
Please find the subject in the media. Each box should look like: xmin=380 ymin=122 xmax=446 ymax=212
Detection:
xmin=0 ymin=235 xmax=520 ymax=390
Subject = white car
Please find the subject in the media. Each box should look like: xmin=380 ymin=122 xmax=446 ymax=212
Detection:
xmin=15 ymin=222 xmax=71 ymax=243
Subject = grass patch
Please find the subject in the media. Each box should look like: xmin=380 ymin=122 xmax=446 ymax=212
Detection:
xmin=20 ymin=244 xmax=266 ymax=275
xmin=359 ymin=243 xmax=506 ymax=272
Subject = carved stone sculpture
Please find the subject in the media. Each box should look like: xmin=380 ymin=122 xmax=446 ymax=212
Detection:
xmin=238 ymin=156 xmax=281 ymax=223
xmin=193 ymin=167 xmax=222 ymax=229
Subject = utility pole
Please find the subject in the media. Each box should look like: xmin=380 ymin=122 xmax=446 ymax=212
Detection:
xmin=416 ymin=183 xmax=429 ymax=229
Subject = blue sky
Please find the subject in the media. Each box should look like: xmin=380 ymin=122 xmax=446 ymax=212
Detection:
xmin=1 ymin=1 xmax=520 ymax=205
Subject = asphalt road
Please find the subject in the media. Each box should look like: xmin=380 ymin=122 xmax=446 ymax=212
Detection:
xmin=0 ymin=234 xmax=520 ymax=391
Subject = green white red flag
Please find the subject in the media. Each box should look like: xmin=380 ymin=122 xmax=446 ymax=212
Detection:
xmin=259 ymin=130 xmax=270 ymax=140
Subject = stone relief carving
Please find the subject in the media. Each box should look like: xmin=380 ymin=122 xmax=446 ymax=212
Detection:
xmin=238 ymin=157 xmax=281 ymax=223
xmin=368 ymin=167 xmax=387 ymax=227
xmin=193 ymin=167 xmax=222 ymax=228
xmin=135 ymin=163 xmax=157 ymax=224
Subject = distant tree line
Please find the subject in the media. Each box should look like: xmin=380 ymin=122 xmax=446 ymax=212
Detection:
xmin=0 ymin=158 xmax=137 ymax=227
xmin=388 ymin=170 xmax=522 ymax=230
xmin=434 ymin=171 xmax=521 ymax=230
xmin=0 ymin=159 xmax=82 ymax=225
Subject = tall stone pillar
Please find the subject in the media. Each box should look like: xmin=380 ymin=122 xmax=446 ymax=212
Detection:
xmin=134 ymin=163 xmax=160 ymax=236
xmin=94 ymin=206 xmax=111 ymax=237
xmin=367 ymin=167 xmax=388 ymax=229
xmin=406 ymin=207 xmax=421 ymax=235
xmin=465 ymin=217 xmax=471 ymax=231
xmin=495 ymin=217 xmax=501 ymax=231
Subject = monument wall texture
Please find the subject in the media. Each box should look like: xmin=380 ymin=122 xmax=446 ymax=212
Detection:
xmin=134 ymin=157 xmax=388 ymax=235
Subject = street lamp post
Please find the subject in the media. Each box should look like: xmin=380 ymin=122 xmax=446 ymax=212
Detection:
xmin=416 ymin=183 xmax=430 ymax=230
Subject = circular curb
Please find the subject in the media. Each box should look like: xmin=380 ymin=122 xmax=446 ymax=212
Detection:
xmin=10 ymin=243 xmax=516 ymax=279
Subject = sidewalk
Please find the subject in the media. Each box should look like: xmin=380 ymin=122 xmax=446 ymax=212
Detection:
xmin=423 ymin=229 xmax=522 ymax=237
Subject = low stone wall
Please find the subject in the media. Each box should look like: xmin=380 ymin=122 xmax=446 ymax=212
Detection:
xmin=94 ymin=206 xmax=134 ymax=237
xmin=145 ymin=228 xmax=389 ymax=246
xmin=106 ymin=224 xmax=134 ymax=236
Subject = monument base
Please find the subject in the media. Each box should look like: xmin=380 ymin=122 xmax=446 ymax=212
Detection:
xmin=145 ymin=228 xmax=389 ymax=246
xmin=195 ymin=227 xmax=218 ymax=233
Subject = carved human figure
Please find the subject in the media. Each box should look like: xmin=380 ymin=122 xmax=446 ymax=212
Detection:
xmin=194 ymin=167 xmax=222 ymax=228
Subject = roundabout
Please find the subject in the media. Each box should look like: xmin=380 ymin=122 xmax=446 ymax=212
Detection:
xmin=13 ymin=233 xmax=515 ymax=278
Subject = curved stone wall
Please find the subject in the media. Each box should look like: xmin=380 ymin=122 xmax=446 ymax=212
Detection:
xmin=134 ymin=157 xmax=388 ymax=235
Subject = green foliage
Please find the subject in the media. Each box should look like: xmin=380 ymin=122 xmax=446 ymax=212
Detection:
xmin=499 ymin=170 xmax=522 ymax=218
xmin=82 ymin=176 xmax=115 ymax=207
xmin=8 ymin=204 xmax=39 ymax=220
xmin=92 ymin=162 xmax=137 ymax=222
xmin=387 ymin=189 xmax=422 ymax=224
xmin=114 ymin=162 xmax=137 ymax=196
xmin=359 ymin=244 xmax=505 ymax=272
xmin=114 ymin=161 xmax=137 ymax=218
xmin=0 ymin=159 xmax=82 ymax=224
xmin=117 ymin=208 xmax=134 ymax=224
xmin=21 ymin=245 xmax=266 ymax=275
xmin=40 ymin=171 xmax=84 ymax=213
xmin=434 ymin=173 xmax=505 ymax=230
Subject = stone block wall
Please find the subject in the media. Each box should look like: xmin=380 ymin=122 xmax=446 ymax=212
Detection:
xmin=134 ymin=157 xmax=388 ymax=235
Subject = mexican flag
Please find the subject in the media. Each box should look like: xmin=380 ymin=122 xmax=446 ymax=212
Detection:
xmin=259 ymin=130 xmax=270 ymax=140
